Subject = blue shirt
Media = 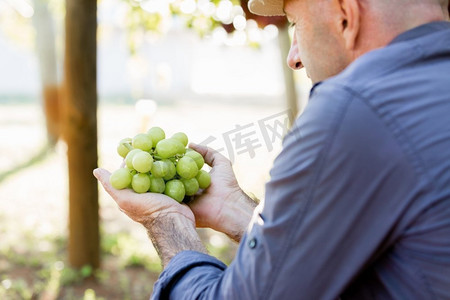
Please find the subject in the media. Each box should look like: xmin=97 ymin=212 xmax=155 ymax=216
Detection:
xmin=152 ymin=22 xmax=450 ymax=299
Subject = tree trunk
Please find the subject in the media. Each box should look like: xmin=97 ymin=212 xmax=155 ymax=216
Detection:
xmin=63 ymin=0 xmax=99 ymax=269
xmin=32 ymin=0 xmax=60 ymax=145
xmin=277 ymin=24 xmax=299 ymax=125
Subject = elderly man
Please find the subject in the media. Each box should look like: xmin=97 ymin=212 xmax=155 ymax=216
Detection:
xmin=95 ymin=0 xmax=450 ymax=298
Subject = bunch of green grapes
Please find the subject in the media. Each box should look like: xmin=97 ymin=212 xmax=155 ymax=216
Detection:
xmin=109 ymin=127 xmax=211 ymax=203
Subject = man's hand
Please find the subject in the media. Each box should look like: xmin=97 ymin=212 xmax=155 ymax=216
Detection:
xmin=188 ymin=144 xmax=258 ymax=242
xmin=94 ymin=168 xmax=206 ymax=267
xmin=94 ymin=168 xmax=194 ymax=225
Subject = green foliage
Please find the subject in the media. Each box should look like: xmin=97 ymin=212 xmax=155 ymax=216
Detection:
xmin=101 ymin=231 xmax=162 ymax=272
xmin=0 ymin=214 xmax=237 ymax=299
xmin=60 ymin=265 xmax=101 ymax=286
xmin=121 ymin=0 xmax=233 ymax=53
xmin=59 ymin=267 xmax=81 ymax=286
xmin=0 ymin=278 xmax=34 ymax=300
xmin=80 ymin=265 xmax=93 ymax=278
xmin=125 ymin=4 xmax=163 ymax=55
xmin=184 ymin=14 xmax=220 ymax=37
xmin=205 ymin=236 xmax=235 ymax=265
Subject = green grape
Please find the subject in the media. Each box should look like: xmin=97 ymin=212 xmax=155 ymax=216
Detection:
xmin=174 ymin=140 xmax=187 ymax=155
xmin=184 ymin=150 xmax=204 ymax=170
xmin=110 ymin=168 xmax=132 ymax=190
xmin=162 ymin=159 xmax=176 ymax=180
xmin=196 ymin=170 xmax=211 ymax=189
xmin=125 ymin=149 xmax=143 ymax=170
xmin=132 ymin=151 xmax=153 ymax=173
xmin=176 ymin=156 xmax=198 ymax=179
xmin=147 ymin=127 xmax=165 ymax=146
xmin=151 ymin=160 xmax=168 ymax=178
xmin=124 ymin=167 xmax=136 ymax=175
xmin=124 ymin=168 xmax=136 ymax=188
xmin=155 ymin=138 xmax=186 ymax=159
xmin=132 ymin=133 xmax=153 ymax=151
xmin=117 ymin=138 xmax=133 ymax=158
xmin=182 ymin=178 xmax=199 ymax=196
xmin=149 ymin=176 xmax=165 ymax=193
xmin=171 ymin=132 xmax=188 ymax=147
xmin=164 ymin=179 xmax=185 ymax=203
xmin=131 ymin=173 xmax=151 ymax=193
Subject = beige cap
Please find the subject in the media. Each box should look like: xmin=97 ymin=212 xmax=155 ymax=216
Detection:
xmin=248 ymin=0 xmax=285 ymax=16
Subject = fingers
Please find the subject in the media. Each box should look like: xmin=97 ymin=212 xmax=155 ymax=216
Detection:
xmin=94 ymin=168 xmax=143 ymax=220
xmin=93 ymin=168 xmax=194 ymax=225
xmin=93 ymin=168 xmax=119 ymax=199
xmin=93 ymin=168 xmax=124 ymax=200
xmin=93 ymin=168 xmax=112 ymax=191
xmin=94 ymin=167 xmax=171 ymax=203
xmin=189 ymin=143 xmax=231 ymax=168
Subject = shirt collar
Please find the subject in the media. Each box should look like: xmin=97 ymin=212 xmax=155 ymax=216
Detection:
xmin=309 ymin=82 xmax=322 ymax=98
xmin=389 ymin=21 xmax=450 ymax=45
xmin=309 ymin=21 xmax=450 ymax=97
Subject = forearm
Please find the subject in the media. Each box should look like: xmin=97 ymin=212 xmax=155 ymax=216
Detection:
xmin=145 ymin=213 xmax=207 ymax=268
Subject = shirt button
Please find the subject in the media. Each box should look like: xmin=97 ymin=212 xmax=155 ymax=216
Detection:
xmin=248 ymin=238 xmax=257 ymax=249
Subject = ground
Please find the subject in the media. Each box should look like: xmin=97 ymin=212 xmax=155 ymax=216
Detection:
xmin=0 ymin=99 xmax=285 ymax=299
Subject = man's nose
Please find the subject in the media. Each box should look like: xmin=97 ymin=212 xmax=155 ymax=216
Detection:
xmin=287 ymin=35 xmax=303 ymax=70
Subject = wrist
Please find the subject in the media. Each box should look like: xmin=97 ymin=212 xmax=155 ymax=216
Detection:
xmin=214 ymin=189 xmax=258 ymax=242
xmin=146 ymin=212 xmax=207 ymax=268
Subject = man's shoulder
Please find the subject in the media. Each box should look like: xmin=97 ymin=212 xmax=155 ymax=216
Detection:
xmin=304 ymin=23 xmax=450 ymax=194
xmin=297 ymin=21 xmax=450 ymax=148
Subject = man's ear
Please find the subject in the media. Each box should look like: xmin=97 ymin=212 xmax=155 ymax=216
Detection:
xmin=339 ymin=0 xmax=360 ymax=50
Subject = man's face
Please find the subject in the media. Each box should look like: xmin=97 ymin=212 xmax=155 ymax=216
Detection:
xmin=285 ymin=0 xmax=352 ymax=83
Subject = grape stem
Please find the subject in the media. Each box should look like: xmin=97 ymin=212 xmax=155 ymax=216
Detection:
xmin=122 ymin=142 xmax=133 ymax=151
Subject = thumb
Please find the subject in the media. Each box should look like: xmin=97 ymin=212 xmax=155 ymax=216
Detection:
xmin=93 ymin=168 xmax=114 ymax=194
xmin=93 ymin=168 xmax=137 ymax=209
xmin=189 ymin=143 xmax=231 ymax=168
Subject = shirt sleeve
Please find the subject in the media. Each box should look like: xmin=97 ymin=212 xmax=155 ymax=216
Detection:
xmin=151 ymin=83 xmax=419 ymax=299
xmin=151 ymin=251 xmax=227 ymax=299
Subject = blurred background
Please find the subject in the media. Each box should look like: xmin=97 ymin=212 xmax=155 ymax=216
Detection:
xmin=0 ymin=0 xmax=312 ymax=298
